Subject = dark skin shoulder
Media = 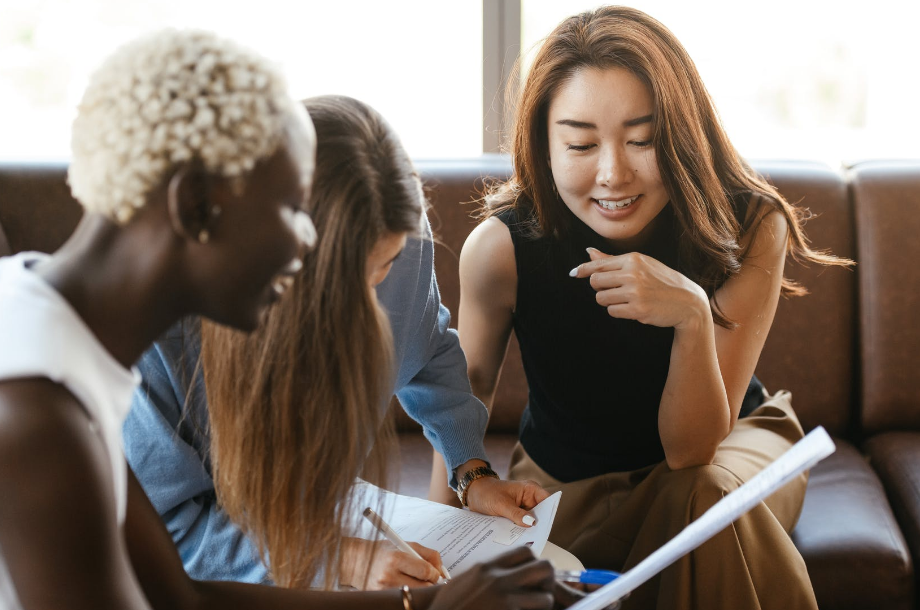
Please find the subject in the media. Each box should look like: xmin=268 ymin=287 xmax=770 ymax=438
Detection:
xmin=0 ymin=379 xmax=150 ymax=609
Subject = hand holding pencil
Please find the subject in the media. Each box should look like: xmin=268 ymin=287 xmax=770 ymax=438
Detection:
xmin=363 ymin=508 xmax=450 ymax=585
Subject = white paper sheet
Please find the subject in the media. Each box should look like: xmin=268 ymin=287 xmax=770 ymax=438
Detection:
xmin=568 ymin=426 xmax=837 ymax=610
xmin=349 ymin=482 xmax=561 ymax=575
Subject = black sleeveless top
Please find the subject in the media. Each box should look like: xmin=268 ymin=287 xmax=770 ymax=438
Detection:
xmin=499 ymin=202 xmax=764 ymax=482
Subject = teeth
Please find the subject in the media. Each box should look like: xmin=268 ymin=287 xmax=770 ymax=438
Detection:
xmin=272 ymin=275 xmax=295 ymax=296
xmin=596 ymin=196 xmax=638 ymax=210
xmin=294 ymin=210 xmax=317 ymax=248
xmin=284 ymin=257 xmax=303 ymax=274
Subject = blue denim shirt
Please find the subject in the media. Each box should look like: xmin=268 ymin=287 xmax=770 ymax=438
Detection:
xmin=123 ymin=215 xmax=489 ymax=583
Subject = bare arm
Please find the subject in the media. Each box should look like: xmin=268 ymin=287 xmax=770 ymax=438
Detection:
xmin=0 ymin=379 xmax=563 ymax=610
xmin=457 ymin=217 xmax=518 ymax=412
xmin=575 ymin=207 xmax=789 ymax=468
xmin=658 ymin=209 xmax=788 ymax=467
xmin=430 ymin=217 xmax=549 ymax=517
xmin=429 ymin=216 xmax=517 ymax=501
xmin=123 ymin=465 xmax=427 ymax=609
xmin=0 ymin=379 xmax=152 ymax=610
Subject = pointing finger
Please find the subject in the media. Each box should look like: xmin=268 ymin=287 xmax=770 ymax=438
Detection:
xmin=569 ymin=249 xmax=625 ymax=278
xmin=587 ymin=246 xmax=608 ymax=261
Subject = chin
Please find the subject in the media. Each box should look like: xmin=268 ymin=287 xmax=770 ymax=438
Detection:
xmin=206 ymin=300 xmax=267 ymax=334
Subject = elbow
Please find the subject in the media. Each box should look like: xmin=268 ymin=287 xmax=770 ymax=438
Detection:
xmin=661 ymin=406 xmax=733 ymax=471
xmin=662 ymin=425 xmax=728 ymax=470
xmin=665 ymin=446 xmax=717 ymax=471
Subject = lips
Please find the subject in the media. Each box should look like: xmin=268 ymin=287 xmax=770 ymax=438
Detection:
xmin=595 ymin=195 xmax=640 ymax=210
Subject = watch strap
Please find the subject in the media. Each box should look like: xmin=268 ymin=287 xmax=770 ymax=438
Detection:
xmin=456 ymin=465 xmax=499 ymax=507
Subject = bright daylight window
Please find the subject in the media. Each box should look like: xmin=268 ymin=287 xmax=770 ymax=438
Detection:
xmin=1 ymin=1 xmax=917 ymax=163
xmin=0 ymin=0 xmax=482 ymax=159
xmin=522 ymin=0 xmax=920 ymax=163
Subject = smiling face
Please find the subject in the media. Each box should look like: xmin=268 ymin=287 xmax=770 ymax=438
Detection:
xmin=201 ymin=109 xmax=317 ymax=331
xmin=547 ymin=66 xmax=669 ymax=250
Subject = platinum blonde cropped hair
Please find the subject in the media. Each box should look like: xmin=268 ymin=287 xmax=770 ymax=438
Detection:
xmin=69 ymin=29 xmax=301 ymax=223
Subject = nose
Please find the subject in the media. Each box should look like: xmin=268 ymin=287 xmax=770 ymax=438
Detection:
xmin=596 ymin=145 xmax=633 ymax=189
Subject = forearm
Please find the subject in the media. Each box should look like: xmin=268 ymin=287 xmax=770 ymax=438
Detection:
xmin=191 ymin=580 xmax=440 ymax=610
xmin=658 ymin=312 xmax=731 ymax=469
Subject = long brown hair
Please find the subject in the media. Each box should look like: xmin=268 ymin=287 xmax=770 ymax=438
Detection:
xmin=486 ymin=5 xmax=849 ymax=327
xmin=201 ymin=95 xmax=424 ymax=588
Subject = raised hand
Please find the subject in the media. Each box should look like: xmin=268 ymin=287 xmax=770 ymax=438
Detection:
xmin=570 ymin=247 xmax=709 ymax=330
xmin=465 ymin=476 xmax=549 ymax=528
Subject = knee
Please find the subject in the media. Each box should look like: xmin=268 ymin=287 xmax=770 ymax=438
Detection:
xmin=657 ymin=464 xmax=742 ymax=516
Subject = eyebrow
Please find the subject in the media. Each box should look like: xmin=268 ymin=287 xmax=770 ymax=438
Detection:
xmin=555 ymin=114 xmax=654 ymax=129
xmin=624 ymin=114 xmax=654 ymax=127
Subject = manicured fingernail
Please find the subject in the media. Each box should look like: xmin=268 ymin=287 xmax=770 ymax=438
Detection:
xmin=523 ymin=515 xmax=536 ymax=526
xmin=569 ymin=267 xmax=578 ymax=277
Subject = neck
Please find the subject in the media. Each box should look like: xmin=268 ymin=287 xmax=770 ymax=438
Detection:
xmin=35 ymin=214 xmax=189 ymax=369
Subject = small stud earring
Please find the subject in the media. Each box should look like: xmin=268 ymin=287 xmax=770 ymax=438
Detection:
xmin=198 ymin=229 xmax=210 ymax=244
xmin=210 ymin=205 xmax=222 ymax=218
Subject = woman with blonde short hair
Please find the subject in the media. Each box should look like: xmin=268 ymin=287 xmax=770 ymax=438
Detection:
xmin=0 ymin=29 xmax=569 ymax=610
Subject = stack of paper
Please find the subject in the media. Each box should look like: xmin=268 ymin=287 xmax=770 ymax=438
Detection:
xmin=349 ymin=482 xmax=561 ymax=575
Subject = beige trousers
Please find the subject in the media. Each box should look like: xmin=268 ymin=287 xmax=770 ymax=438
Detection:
xmin=509 ymin=390 xmax=818 ymax=610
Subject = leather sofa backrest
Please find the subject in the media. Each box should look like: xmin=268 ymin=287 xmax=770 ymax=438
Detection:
xmin=417 ymin=158 xmax=858 ymax=436
xmin=755 ymin=161 xmax=857 ymax=436
xmin=0 ymin=159 xmax=861 ymax=438
xmin=0 ymin=162 xmax=82 ymax=256
xmin=416 ymin=156 xmax=524 ymax=432
xmin=853 ymin=161 xmax=920 ymax=434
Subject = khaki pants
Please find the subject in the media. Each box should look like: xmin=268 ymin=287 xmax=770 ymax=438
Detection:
xmin=509 ymin=390 xmax=818 ymax=610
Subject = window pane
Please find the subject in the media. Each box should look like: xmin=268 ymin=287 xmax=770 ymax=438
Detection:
xmin=0 ymin=0 xmax=482 ymax=159
xmin=522 ymin=1 xmax=920 ymax=162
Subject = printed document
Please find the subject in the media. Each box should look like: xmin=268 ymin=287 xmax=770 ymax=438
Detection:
xmin=350 ymin=482 xmax=561 ymax=576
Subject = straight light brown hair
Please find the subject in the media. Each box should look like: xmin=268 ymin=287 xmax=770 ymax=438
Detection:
xmin=201 ymin=95 xmax=424 ymax=588
xmin=485 ymin=5 xmax=850 ymax=327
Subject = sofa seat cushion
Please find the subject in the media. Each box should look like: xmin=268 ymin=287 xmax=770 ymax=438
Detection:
xmin=792 ymin=438 xmax=913 ymax=610
xmin=865 ymin=432 xmax=920 ymax=600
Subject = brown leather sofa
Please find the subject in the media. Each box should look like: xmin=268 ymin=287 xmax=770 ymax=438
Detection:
xmin=2 ymin=158 xmax=919 ymax=610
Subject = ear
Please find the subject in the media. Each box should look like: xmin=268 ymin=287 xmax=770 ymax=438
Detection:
xmin=167 ymin=164 xmax=217 ymax=244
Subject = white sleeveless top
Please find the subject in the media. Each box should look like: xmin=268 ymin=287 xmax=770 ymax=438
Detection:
xmin=0 ymin=252 xmax=139 ymax=609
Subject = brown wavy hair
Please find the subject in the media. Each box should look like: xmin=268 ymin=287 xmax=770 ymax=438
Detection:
xmin=201 ymin=95 xmax=424 ymax=588
xmin=485 ymin=5 xmax=850 ymax=327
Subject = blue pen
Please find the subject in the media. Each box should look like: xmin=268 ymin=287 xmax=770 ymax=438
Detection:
xmin=555 ymin=569 xmax=620 ymax=585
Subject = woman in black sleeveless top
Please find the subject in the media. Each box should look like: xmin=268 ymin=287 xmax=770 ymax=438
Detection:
xmin=456 ymin=7 xmax=848 ymax=610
